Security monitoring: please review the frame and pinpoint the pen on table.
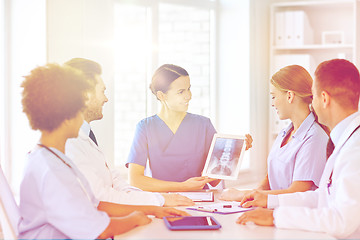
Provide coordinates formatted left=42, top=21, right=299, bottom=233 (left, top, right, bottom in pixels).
left=198, top=206, right=217, bottom=212
left=223, top=205, right=232, bottom=208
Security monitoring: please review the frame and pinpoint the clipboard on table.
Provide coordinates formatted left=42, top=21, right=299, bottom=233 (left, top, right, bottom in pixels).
left=187, top=202, right=254, bottom=214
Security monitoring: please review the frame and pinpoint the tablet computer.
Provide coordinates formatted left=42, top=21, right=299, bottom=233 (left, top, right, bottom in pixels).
left=163, top=216, right=221, bottom=231
left=202, top=133, right=246, bottom=180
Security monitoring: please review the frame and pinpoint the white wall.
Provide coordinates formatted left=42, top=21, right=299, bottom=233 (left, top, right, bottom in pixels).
left=216, top=0, right=275, bottom=185
left=217, top=0, right=256, bottom=185
left=217, top=0, right=250, bottom=135
left=47, top=0, right=115, bottom=166
left=6, top=0, right=46, bottom=191
left=0, top=0, right=5, bottom=170
left=248, top=0, right=274, bottom=183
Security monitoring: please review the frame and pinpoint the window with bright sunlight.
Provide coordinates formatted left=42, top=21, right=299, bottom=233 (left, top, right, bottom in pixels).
left=1, top=0, right=46, bottom=194
left=114, top=0, right=216, bottom=166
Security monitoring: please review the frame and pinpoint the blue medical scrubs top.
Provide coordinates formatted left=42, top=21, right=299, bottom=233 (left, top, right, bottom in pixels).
left=126, top=113, right=216, bottom=182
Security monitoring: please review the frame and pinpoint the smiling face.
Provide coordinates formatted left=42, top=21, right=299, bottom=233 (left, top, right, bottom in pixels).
left=83, top=75, right=108, bottom=122
left=160, top=76, right=192, bottom=113
left=270, top=84, right=290, bottom=120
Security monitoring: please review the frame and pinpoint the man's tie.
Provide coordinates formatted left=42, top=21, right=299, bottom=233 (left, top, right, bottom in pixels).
left=326, top=138, right=335, bottom=160
left=89, top=129, right=98, bottom=146
left=89, top=128, right=113, bottom=187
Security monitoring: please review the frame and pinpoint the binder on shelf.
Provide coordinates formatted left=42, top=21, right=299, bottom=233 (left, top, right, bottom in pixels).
left=284, top=11, right=294, bottom=46
left=275, top=12, right=285, bottom=46
left=274, top=10, right=313, bottom=46
left=293, top=10, right=313, bottom=46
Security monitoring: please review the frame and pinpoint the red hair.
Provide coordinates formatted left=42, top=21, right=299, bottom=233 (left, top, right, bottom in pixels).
left=314, top=59, right=360, bottom=110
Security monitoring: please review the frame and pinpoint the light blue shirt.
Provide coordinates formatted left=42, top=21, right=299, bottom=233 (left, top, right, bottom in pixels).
left=126, top=113, right=216, bottom=182
left=268, top=112, right=328, bottom=190
left=330, top=111, right=360, bottom=148
left=18, top=146, right=110, bottom=239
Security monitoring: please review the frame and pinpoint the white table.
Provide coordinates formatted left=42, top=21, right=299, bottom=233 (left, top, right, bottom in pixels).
left=116, top=190, right=334, bottom=239
left=117, top=210, right=334, bottom=239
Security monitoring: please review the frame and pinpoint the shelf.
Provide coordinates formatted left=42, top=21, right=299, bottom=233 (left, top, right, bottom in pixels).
left=269, top=0, right=360, bottom=146
left=273, top=44, right=354, bottom=50
left=272, top=0, right=355, bottom=8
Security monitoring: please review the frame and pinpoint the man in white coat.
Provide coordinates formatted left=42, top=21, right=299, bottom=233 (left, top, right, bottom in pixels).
left=236, top=59, right=360, bottom=239
left=65, top=58, right=194, bottom=207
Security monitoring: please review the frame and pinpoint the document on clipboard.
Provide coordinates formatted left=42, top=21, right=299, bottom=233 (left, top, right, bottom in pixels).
left=187, top=202, right=254, bottom=214
left=174, top=191, right=214, bottom=202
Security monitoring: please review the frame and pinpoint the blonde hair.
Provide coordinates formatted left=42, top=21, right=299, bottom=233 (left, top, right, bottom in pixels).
left=271, top=65, right=313, bottom=104
left=271, top=65, right=330, bottom=136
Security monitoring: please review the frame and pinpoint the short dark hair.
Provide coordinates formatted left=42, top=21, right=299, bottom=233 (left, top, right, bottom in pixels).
left=64, top=58, right=102, bottom=86
left=149, top=64, right=189, bottom=97
left=21, top=64, right=91, bottom=131
left=314, top=59, right=360, bottom=109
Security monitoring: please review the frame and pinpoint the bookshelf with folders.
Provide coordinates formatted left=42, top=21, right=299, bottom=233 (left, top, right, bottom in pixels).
left=268, top=0, right=360, bottom=144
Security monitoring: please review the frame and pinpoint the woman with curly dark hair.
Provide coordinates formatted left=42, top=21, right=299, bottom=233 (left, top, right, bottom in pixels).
left=18, top=63, right=186, bottom=239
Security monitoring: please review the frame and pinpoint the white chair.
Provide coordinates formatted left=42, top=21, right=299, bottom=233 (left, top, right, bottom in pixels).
left=0, top=165, right=20, bottom=240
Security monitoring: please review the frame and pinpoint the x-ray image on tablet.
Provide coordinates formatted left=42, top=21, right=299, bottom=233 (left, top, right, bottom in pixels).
left=202, top=134, right=246, bottom=180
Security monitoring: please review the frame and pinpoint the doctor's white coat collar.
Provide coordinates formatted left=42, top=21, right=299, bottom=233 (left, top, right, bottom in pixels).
left=77, top=120, right=100, bottom=150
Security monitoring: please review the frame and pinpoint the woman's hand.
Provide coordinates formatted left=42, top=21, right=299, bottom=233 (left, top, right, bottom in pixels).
left=181, top=176, right=214, bottom=191
left=128, top=211, right=152, bottom=226
left=150, top=206, right=190, bottom=218
left=245, top=134, right=253, bottom=150
left=162, top=193, right=195, bottom=207
left=240, top=190, right=268, bottom=208
left=219, top=188, right=251, bottom=201
left=236, top=208, right=274, bottom=226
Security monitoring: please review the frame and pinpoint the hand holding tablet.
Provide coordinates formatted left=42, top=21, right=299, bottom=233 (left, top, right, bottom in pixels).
left=163, top=216, right=221, bottom=230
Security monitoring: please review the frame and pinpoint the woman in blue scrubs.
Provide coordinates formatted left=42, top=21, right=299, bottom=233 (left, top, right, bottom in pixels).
left=18, top=64, right=187, bottom=239
left=220, top=65, right=329, bottom=204
left=127, top=64, right=252, bottom=192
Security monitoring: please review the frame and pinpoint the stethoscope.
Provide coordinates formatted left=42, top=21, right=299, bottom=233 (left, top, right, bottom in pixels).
left=37, top=143, right=97, bottom=208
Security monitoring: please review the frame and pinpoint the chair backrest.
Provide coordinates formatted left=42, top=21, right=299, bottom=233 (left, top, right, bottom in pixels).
left=0, top=165, right=20, bottom=240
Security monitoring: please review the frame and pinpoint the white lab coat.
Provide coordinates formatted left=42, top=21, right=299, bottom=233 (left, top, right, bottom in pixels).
left=270, top=112, right=360, bottom=239
left=65, top=121, right=164, bottom=206
left=19, top=147, right=110, bottom=239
